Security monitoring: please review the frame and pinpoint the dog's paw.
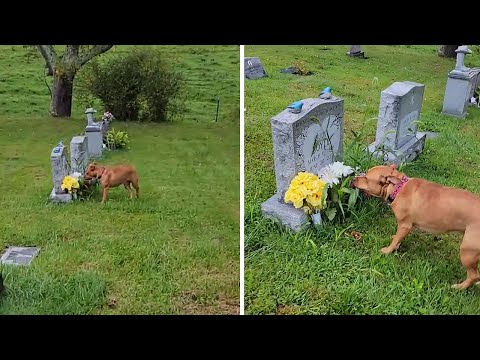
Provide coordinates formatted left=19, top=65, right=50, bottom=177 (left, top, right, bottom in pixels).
left=452, top=283, right=469, bottom=290
left=380, top=247, right=392, bottom=254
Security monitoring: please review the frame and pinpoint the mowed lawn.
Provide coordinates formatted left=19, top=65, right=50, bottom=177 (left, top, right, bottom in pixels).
left=0, top=45, right=240, bottom=314
left=244, top=45, right=480, bottom=315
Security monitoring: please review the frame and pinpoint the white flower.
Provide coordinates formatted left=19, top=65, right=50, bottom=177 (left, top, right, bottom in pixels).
left=328, top=161, right=355, bottom=177
left=102, top=143, right=107, bottom=149
left=318, top=166, right=340, bottom=185
left=318, top=162, right=355, bottom=185
left=71, top=172, right=82, bottom=180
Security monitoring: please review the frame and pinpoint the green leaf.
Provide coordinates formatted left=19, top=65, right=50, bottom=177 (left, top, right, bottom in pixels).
left=325, top=207, right=337, bottom=221
left=348, top=188, right=359, bottom=210
left=339, top=187, right=352, bottom=195
left=340, top=175, right=352, bottom=189
left=331, top=191, right=339, bottom=202
left=338, top=201, right=345, bottom=219
left=321, top=184, right=329, bottom=208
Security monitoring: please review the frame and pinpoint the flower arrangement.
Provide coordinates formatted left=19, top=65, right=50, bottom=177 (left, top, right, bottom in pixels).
left=61, top=172, right=96, bottom=200
left=61, top=172, right=82, bottom=199
left=284, top=172, right=328, bottom=224
left=317, top=161, right=360, bottom=222
left=102, top=111, right=115, bottom=122
left=284, top=161, right=361, bottom=226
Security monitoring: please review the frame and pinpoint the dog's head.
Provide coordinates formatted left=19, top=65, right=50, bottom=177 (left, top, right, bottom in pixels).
left=351, top=164, right=405, bottom=199
left=84, top=162, right=103, bottom=180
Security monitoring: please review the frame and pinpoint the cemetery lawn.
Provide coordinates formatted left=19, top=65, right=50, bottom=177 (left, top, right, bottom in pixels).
left=0, top=45, right=240, bottom=314
left=244, top=45, right=480, bottom=315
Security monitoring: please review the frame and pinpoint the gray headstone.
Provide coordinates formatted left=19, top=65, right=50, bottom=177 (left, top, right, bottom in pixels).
left=272, top=98, right=344, bottom=197
left=101, top=120, right=110, bottom=136
left=368, top=81, right=427, bottom=165
left=261, top=97, right=344, bottom=232
left=442, top=68, right=480, bottom=118
left=1, top=246, right=40, bottom=266
left=70, top=136, right=89, bottom=174
left=85, top=126, right=103, bottom=158
left=49, top=142, right=72, bottom=203
left=442, top=46, right=480, bottom=118
left=347, top=45, right=364, bottom=57
left=84, top=108, right=104, bottom=157
left=244, top=57, right=268, bottom=80
left=467, top=68, right=480, bottom=106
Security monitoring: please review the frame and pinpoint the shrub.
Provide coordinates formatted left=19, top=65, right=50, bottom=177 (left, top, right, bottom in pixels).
left=105, top=128, right=129, bottom=150
left=76, top=48, right=184, bottom=122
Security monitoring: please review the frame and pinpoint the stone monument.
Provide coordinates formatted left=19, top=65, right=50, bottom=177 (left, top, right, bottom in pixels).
left=442, top=45, right=480, bottom=118
left=261, top=97, right=344, bottom=232
left=368, top=81, right=427, bottom=165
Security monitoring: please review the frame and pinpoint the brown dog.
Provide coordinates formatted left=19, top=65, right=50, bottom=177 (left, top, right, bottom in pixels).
left=84, top=162, right=139, bottom=205
left=352, top=164, right=480, bottom=289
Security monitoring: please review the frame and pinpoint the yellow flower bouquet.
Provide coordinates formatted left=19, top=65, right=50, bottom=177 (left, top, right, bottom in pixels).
left=61, top=175, right=80, bottom=194
left=61, top=172, right=86, bottom=200
left=284, top=172, right=328, bottom=225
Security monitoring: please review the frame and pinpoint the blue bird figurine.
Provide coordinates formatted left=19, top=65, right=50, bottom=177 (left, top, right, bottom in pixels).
left=319, top=86, right=332, bottom=99
left=287, top=100, right=304, bottom=113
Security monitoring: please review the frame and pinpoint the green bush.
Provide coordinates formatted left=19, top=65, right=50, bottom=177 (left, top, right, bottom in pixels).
left=76, top=48, right=184, bottom=122
left=105, top=128, right=129, bottom=150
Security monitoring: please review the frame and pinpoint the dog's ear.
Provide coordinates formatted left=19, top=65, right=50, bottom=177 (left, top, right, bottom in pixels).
left=386, top=176, right=402, bottom=185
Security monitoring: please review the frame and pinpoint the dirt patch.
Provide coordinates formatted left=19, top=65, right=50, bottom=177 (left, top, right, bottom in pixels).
left=275, top=304, right=301, bottom=315
left=180, top=291, right=239, bottom=315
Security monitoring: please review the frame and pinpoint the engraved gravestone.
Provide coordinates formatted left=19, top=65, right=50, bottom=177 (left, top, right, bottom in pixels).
left=442, top=46, right=480, bottom=118
left=467, top=69, right=480, bottom=106
left=368, top=81, right=426, bottom=165
left=244, top=57, right=268, bottom=80
left=261, top=97, right=344, bottom=232
left=49, top=141, right=72, bottom=203
left=70, top=135, right=89, bottom=174
left=0, top=246, right=40, bottom=266
left=85, top=108, right=103, bottom=158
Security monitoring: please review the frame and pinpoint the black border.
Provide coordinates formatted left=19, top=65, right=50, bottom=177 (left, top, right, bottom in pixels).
left=2, top=5, right=478, bottom=44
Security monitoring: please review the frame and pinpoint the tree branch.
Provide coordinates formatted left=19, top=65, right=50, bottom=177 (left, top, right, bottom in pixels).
left=37, top=45, right=57, bottom=74
left=64, top=45, right=80, bottom=62
left=77, top=45, right=113, bottom=66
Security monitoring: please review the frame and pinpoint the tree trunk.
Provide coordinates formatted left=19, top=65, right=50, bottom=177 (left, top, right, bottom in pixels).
left=38, top=45, right=113, bottom=118
left=50, top=73, right=75, bottom=117
left=438, top=45, right=461, bottom=58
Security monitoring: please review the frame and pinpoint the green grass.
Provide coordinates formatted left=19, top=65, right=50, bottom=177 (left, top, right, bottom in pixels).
left=244, top=45, right=480, bottom=315
left=0, top=45, right=239, bottom=314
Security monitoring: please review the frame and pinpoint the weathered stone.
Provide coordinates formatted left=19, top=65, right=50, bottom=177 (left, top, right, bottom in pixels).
left=347, top=45, right=364, bottom=58
left=369, top=81, right=426, bottom=164
left=442, top=69, right=480, bottom=118
left=70, top=136, right=89, bottom=174
left=0, top=246, right=40, bottom=266
left=442, top=46, right=479, bottom=118
left=85, top=126, right=103, bottom=158
left=467, top=68, right=480, bottom=107
left=244, top=57, right=268, bottom=80
left=369, top=132, right=426, bottom=166
left=261, top=195, right=309, bottom=233
left=49, top=142, right=72, bottom=203
left=261, top=97, right=344, bottom=232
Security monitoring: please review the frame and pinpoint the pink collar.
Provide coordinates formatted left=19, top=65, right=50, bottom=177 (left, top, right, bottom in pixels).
left=388, top=176, right=409, bottom=202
